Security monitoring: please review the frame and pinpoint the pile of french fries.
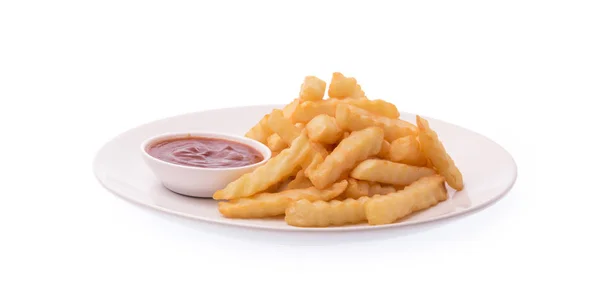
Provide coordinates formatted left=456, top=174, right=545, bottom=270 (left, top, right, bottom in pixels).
left=213, top=72, right=464, bottom=227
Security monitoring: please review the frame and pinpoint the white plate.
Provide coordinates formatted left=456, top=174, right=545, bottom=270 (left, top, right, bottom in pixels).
left=93, top=104, right=517, bottom=232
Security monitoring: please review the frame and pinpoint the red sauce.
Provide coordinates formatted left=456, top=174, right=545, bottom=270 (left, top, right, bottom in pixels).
left=148, top=137, right=264, bottom=168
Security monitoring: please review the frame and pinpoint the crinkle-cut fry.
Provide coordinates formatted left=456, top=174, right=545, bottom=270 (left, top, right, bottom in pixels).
left=268, top=110, right=329, bottom=169
left=336, top=104, right=417, bottom=141
left=342, top=99, right=399, bottom=119
left=307, top=127, right=384, bottom=189
left=267, top=133, right=287, bottom=152
left=377, top=140, right=390, bottom=159
left=285, top=196, right=370, bottom=227
left=218, top=181, right=347, bottom=219
left=328, top=72, right=358, bottom=99
left=365, top=175, right=448, bottom=225
left=343, top=178, right=370, bottom=199
left=290, top=99, right=340, bottom=123
left=244, top=114, right=273, bottom=145
left=341, top=178, right=397, bottom=199
left=369, top=182, right=398, bottom=196
left=299, top=76, right=326, bottom=102
left=306, top=114, right=344, bottom=144
left=350, top=159, right=436, bottom=186
left=282, top=170, right=313, bottom=190
left=416, top=116, right=464, bottom=191
left=268, top=109, right=302, bottom=144
left=387, top=135, right=428, bottom=166
left=282, top=99, right=300, bottom=119
left=290, top=99, right=399, bottom=123
left=348, top=84, right=366, bottom=99
left=213, top=133, right=312, bottom=200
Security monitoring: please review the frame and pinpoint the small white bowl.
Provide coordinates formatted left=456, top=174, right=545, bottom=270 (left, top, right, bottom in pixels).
left=141, top=132, right=271, bottom=198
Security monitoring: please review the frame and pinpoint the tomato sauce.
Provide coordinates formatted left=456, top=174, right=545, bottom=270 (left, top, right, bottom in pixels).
left=148, top=137, right=264, bottom=168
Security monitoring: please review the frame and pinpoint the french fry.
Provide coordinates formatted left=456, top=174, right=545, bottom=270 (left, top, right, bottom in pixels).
left=281, top=170, right=313, bottom=190
left=267, top=134, right=287, bottom=152
left=306, top=114, right=344, bottom=144
left=350, top=159, right=436, bottom=186
left=291, top=99, right=399, bottom=123
left=268, top=110, right=329, bottom=169
left=342, top=178, right=397, bottom=199
left=307, top=127, right=384, bottom=189
left=268, top=109, right=302, bottom=144
left=213, top=133, right=313, bottom=200
left=336, top=104, right=416, bottom=141
left=328, top=72, right=358, bottom=99
left=299, top=76, right=326, bottom=102
left=377, top=140, right=391, bottom=159
left=342, top=99, right=399, bottom=119
left=342, top=178, right=370, bottom=199
left=290, top=99, right=339, bottom=123
left=218, top=180, right=348, bottom=218
left=349, top=84, right=366, bottom=99
left=365, top=175, right=448, bottom=225
left=416, top=116, right=464, bottom=191
left=285, top=196, right=370, bottom=227
left=282, top=99, right=300, bottom=119
left=387, top=135, right=428, bottom=166
left=219, top=181, right=347, bottom=218
left=370, top=182, right=399, bottom=196
left=244, top=114, right=273, bottom=145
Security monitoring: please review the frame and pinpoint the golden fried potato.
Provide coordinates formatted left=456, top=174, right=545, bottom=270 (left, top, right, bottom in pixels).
left=268, top=109, right=302, bottom=144
left=268, top=110, right=329, bottom=170
left=306, top=114, right=344, bottom=144
left=307, top=127, right=384, bottom=189
left=282, top=98, right=300, bottom=119
left=285, top=196, right=370, bottom=227
left=299, top=76, right=326, bottom=102
left=342, top=99, right=399, bottom=119
left=267, top=133, right=287, bottom=152
left=350, top=159, right=436, bottom=186
left=290, top=99, right=339, bottom=123
left=336, top=104, right=416, bottom=141
left=291, top=98, right=399, bottom=123
left=387, top=135, right=428, bottom=166
left=349, top=84, right=366, bottom=99
left=365, top=175, right=448, bottom=225
left=295, top=123, right=305, bottom=130
left=370, top=182, right=400, bottom=196
left=244, top=114, right=273, bottom=145
left=219, top=181, right=347, bottom=218
left=328, top=72, right=358, bottom=99
left=213, top=133, right=313, bottom=200
left=342, top=178, right=370, bottom=199
left=282, top=170, right=313, bottom=190
left=377, top=140, right=390, bottom=159
left=342, top=178, right=397, bottom=199
left=416, top=116, right=464, bottom=191
left=268, top=111, right=327, bottom=159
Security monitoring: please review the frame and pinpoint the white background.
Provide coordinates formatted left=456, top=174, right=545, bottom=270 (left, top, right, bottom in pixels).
left=1, top=0, right=598, bottom=289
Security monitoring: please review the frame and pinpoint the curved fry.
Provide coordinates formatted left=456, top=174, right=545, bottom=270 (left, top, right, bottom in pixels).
left=285, top=196, right=370, bottom=227
left=365, top=175, right=448, bottom=225
left=218, top=181, right=347, bottom=218
left=416, top=116, right=464, bottom=190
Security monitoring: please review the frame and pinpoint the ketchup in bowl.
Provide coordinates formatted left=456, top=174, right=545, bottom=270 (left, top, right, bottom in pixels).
left=147, top=137, right=264, bottom=168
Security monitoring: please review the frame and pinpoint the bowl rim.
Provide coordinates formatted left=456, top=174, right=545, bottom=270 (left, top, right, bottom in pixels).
left=140, top=131, right=271, bottom=171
